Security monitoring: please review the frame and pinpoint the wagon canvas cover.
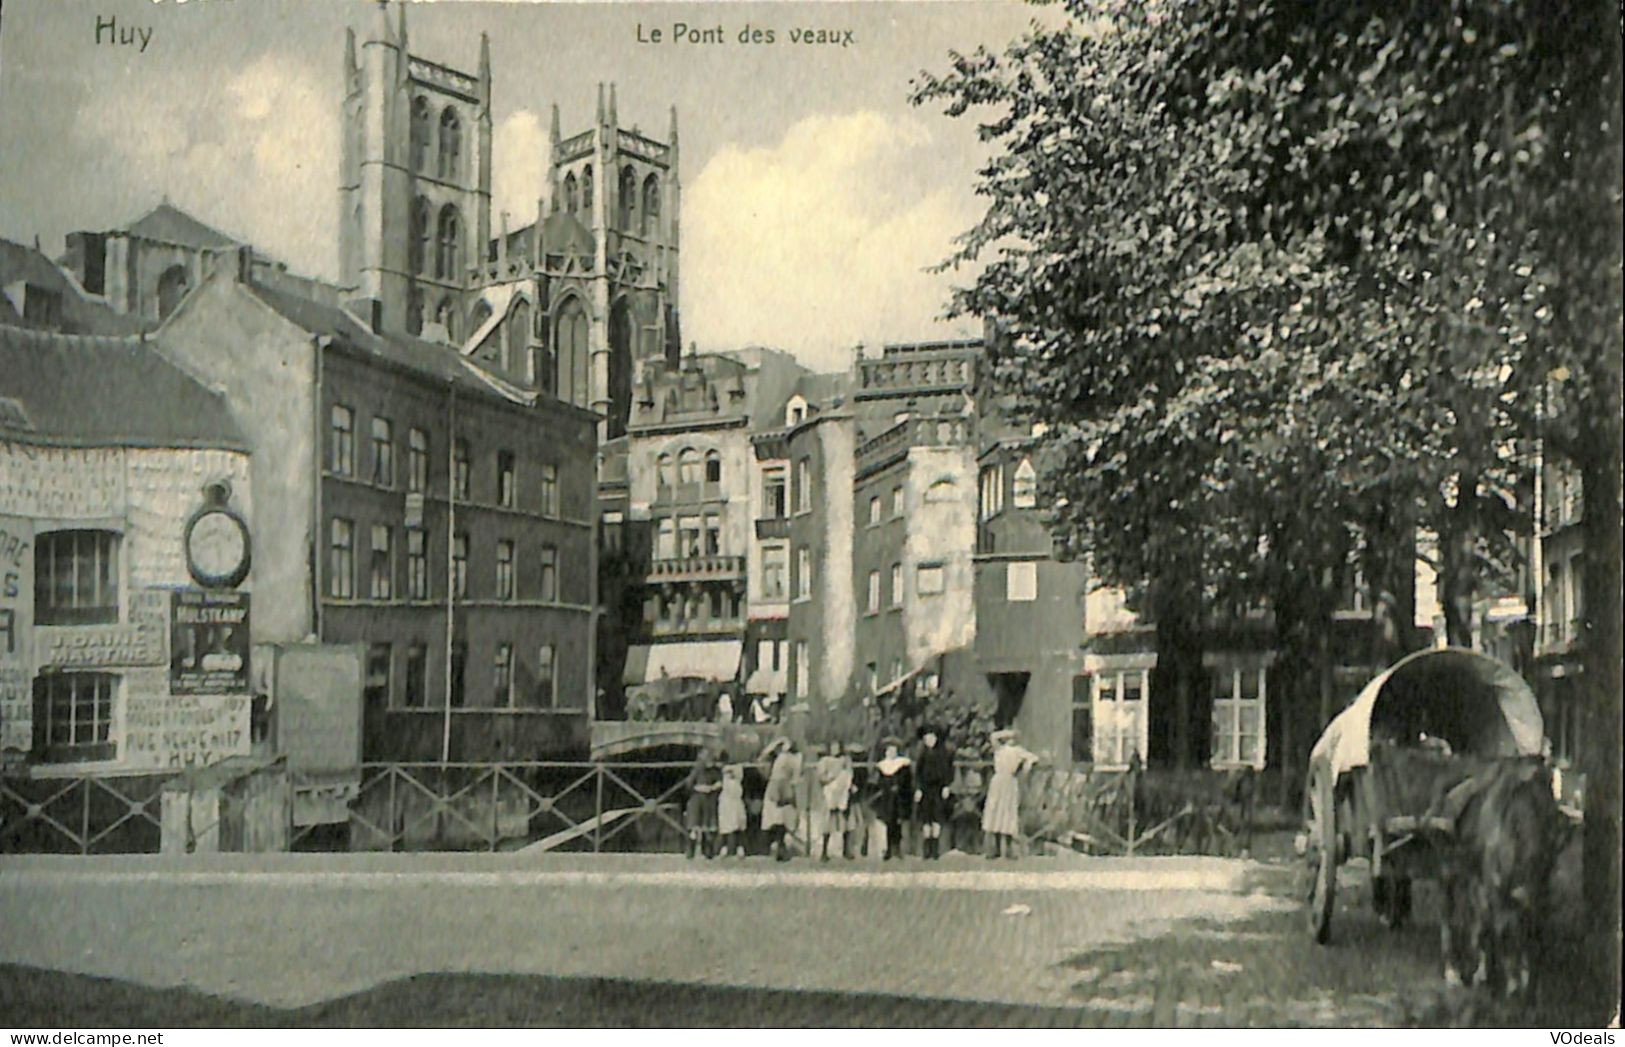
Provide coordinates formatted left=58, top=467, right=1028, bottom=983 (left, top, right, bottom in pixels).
left=1310, top=647, right=1545, bottom=782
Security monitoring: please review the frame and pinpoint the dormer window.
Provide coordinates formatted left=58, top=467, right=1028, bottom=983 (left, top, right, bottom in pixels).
left=785, top=395, right=809, bottom=427
left=1012, top=458, right=1038, bottom=509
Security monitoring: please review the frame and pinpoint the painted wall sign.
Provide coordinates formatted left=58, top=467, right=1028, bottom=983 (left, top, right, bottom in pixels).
left=124, top=679, right=251, bottom=770
left=0, top=442, right=124, bottom=519
left=170, top=589, right=251, bottom=695
left=36, top=621, right=166, bottom=669
left=0, top=514, right=33, bottom=754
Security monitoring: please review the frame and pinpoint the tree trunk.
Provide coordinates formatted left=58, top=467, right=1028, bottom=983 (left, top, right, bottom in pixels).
left=1439, top=478, right=1479, bottom=648
left=1579, top=444, right=1622, bottom=1020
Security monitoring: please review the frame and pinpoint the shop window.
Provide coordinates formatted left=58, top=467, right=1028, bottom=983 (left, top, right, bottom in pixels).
left=330, top=404, right=355, bottom=476
left=365, top=643, right=392, bottom=707
left=34, top=530, right=119, bottom=626
left=32, top=672, right=116, bottom=762
left=329, top=518, right=354, bottom=599
left=371, top=417, right=394, bottom=487
left=403, top=642, right=428, bottom=708
left=407, top=528, right=428, bottom=600
left=1211, top=665, right=1266, bottom=770
left=370, top=524, right=393, bottom=599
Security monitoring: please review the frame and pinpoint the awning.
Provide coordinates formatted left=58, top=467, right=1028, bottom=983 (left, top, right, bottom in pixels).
left=634, top=640, right=742, bottom=685
left=743, top=666, right=786, bottom=695
left=622, top=644, right=652, bottom=686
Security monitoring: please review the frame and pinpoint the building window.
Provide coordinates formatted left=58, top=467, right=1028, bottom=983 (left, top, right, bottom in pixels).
left=410, top=97, right=430, bottom=172
left=677, top=448, right=702, bottom=486
left=795, top=546, right=811, bottom=600
left=581, top=164, right=594, bottom=212
left=157, top=265, right=190, bottom=320
left=435, top=204, right=461, bottom=281
left=868, top=497, right=881, bottom=527
left=496, top=540, right=515, bottom=600
left=506, top=300, right=531, bottom=374
left=762, top=544, right=787, bottom=600
left=917, top=562, right=945, bottom=596
left=763, top=466, right=787, bottom=518
left=795, top=640, right=810, bottom=698
left=642, top=173, right=661, bottom=235
left=890, top=562, right=902, bottom=607
left=891, top=485, right=905, bottom=518
left=370, top=524, right=393, bottom=599
left=535, top=643, right=556, bottom=707
left=365, top=643, right=391, bottom=707
left=540, top=544, right=558, bottom=602
left=1211, top=665, right=1266, bottom=770
left=705, top=450, right=722, bottom=484
left=34, top=530, right=119, bottom=626
left=407, top=287, right=425, bottom=336
left=1095, top=669, right=1149, bottom=768
left=867, top=662, right=879, bottom=695
left=407, top=528, right=428, bottom=600
left=979, top=464, right=1005, bottom=520
left=1007, top=561, right=1038, bottom=602
left=452, top=532, right=468, bottom=598
left=330, top=404, right=355, bottom=476
left=497, top=450, right=516, bottom=508
left=403, top=642, right=428, bottom=708
left=329, top=518, right=355, bottom=599
left=437, top=107, right=461, bottom=181
left=408, top=428, right=429, bottom=492
left=1071, top=675, right=1094, bottom=764
left=494, top=643, right=514, bottom=706
left=449, top=642, right=467, bottom=708
left=795, top=457, right=812, bottom=513
left=371, top=417, right=394, bottom=487
left=409, top=197, right=432, bottom=276
left=1012, top=458, right=1038, bottom=509
left=704, top=514, right=721, bottom=556
left=656, top=518, right=676, bottom=561
left=866, top=570, right=881, bottom=614
left=453, top=439, right=471, bottom=500
left=32, top=673, right=115, bottom=762
left=619, top=165, right=638, bottom=230
left=540, top=463, right=559, bottom=516
left=656, top=453, right=674, bottom=492
left=564, top=172, right=579, bottom=215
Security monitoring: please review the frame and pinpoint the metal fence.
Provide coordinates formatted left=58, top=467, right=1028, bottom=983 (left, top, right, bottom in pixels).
left=3, top=760, right=1260, bottom=857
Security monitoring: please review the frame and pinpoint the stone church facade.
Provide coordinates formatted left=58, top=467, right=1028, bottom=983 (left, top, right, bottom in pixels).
left=337, top=3, right=682, bottom=443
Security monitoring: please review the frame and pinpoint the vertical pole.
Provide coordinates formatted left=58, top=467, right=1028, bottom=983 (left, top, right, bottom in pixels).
left=442, top=382, right=458, bottom=765
left=594, top=763, right=604, bottom=853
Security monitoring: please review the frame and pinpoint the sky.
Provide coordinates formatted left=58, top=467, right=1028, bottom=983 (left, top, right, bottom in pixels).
left=0, top=0, right=1046, bottom=371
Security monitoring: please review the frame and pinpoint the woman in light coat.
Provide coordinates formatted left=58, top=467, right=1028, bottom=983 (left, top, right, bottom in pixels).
left=981, top=728, right=1039, bottom=859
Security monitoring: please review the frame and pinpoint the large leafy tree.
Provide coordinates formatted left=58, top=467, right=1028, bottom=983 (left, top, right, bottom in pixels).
left=916, top=0, right=1619, bottom=1005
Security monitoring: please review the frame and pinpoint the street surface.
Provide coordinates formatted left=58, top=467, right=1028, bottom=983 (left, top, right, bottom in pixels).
left=1, top=851, right=1281, bottom=1013
left=0, top=847, right=1594, bottom=1026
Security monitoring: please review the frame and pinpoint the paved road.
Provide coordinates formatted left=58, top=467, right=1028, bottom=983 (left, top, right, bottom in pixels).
left=0, top=852, right=1288, bottom=1010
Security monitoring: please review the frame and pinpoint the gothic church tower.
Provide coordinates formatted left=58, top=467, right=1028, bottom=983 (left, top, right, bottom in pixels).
left=340, top=3, right=492, bottom=338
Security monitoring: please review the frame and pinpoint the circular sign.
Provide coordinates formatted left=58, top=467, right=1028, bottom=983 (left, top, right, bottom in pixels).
left=185, top=507, right=251, bottom=588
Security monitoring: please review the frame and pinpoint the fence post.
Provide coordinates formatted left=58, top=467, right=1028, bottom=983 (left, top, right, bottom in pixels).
left=80, top=778, right=91, bottom=855
left=491, top=767, right=500, bottom=853
left=593, top=764, right=604, bottom=854
left=1126, top=767, right=1138, bottom=857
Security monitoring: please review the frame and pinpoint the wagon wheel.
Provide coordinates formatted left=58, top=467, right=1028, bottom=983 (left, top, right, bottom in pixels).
left=1303, top=766, right=1337, bottom=944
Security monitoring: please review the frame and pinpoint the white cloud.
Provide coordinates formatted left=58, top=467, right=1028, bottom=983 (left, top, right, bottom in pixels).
left=72, top=54, right=337, bottom=278
left=684, top=111, right=984, bottom=371
left=492, top=108, right=547, bottom=233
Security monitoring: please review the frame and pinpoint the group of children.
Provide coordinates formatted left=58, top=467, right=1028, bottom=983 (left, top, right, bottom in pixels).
left=681, top=725, right=970, bottom=862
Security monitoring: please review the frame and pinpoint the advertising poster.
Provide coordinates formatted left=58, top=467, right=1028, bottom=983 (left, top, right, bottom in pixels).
left=170, top=588, right=251, bottom=695
left=0, top=513, right=32, bottom=754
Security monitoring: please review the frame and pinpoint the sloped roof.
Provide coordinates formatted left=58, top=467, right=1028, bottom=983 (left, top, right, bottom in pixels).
left=125, top=203, right=240, bottom=250
left=539, top=209, right=597, bottom=259
left=0, top=237, right=147, bottom=336
left=243, top=282, right=536, bottom=407
left=0, top=323, right=246, bottom=449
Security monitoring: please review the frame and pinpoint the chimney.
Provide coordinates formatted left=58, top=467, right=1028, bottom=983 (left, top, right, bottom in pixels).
left=347, top=297, right=384, bottom=334
left=236, top=245, right=255, bottom=284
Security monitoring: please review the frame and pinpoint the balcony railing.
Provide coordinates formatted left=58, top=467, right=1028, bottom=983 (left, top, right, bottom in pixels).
left=755, top=516, right=790, bottom=540
left=654, top=480, right=724, bottom=505
left=856, top=416, right=972, bottom=477
left=645, top=555, right=746, bottom=583
left=857, top=351, right=976, bottom=395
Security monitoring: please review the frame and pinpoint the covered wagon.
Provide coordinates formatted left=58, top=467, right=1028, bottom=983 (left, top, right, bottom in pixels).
left=1299, top=647, right=1546, bottom=943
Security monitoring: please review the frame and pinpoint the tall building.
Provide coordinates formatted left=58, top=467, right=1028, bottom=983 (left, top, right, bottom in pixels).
left=337, top=4, right=681, bottom=443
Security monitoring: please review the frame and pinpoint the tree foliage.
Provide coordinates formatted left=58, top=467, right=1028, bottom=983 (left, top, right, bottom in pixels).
left=916, top=0, right=1620, bottom=1006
